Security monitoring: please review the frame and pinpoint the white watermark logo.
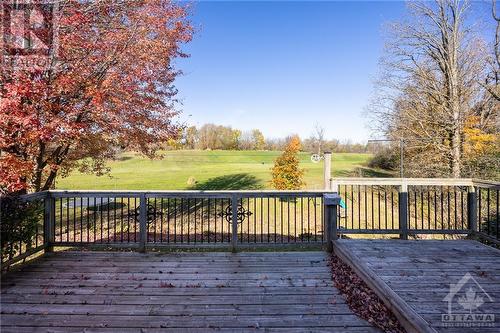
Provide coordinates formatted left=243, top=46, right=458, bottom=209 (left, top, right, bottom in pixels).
left=1, top=0, right=58, bottom=72
left=442, top=272, right=495, bottom=328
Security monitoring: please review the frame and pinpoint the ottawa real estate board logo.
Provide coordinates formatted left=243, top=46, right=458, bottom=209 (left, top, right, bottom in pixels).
left=1, top=0, right=58, bottom=71
left=442, top=272, right=495, bottom=328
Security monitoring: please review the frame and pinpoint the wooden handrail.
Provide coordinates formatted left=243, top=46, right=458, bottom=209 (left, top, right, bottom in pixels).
left=330, top=178, right=474, bottom=186
left=472, top=179, right=500, bottom=189
left=47, top=190, right=329, bottom=198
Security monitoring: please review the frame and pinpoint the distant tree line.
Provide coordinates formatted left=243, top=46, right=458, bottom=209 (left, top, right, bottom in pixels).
left=177, top=124, right=265, bottom=150
left=168, top=123, right=372, bottom=153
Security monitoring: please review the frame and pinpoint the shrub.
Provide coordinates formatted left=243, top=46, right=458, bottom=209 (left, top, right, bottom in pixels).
left=368, top=148, right=399, bottom=171
left=0, top=195, right=42, bottom=262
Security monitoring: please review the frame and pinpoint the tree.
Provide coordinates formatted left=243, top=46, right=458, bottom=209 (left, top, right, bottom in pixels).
left=251, top=129, right=265, bottom=150
left=184, top=126, right=198, bottom=149
left=196, top=124, right=241, bottom=150
left=197, top=124, right=217, bottom=150
left=0, top=0, right=193, bottom=193
left=369, top=0, right=498, bottom=178
left=485, top=0, right=500, bottom=101
left=270, top=136, right=305, bottom=190
left=312, top=123, right=325, bottom=155
left=230, top=129, right=242, bottom=150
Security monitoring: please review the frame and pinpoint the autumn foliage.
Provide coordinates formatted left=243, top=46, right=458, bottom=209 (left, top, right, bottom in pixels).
left=462, top=116, right=500, bottom=179
left=0, top=0, right=192, bottom=193
left=270, top=136, right=305, bottom=190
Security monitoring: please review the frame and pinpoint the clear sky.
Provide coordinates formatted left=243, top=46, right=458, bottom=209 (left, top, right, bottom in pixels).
left=174, top=1, right=493, bottom=143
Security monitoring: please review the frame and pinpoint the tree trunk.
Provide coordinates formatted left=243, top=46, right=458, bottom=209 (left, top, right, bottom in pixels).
left=451, top=124, right=462, bottom=178
left=449, top=76, right=462, bottom=178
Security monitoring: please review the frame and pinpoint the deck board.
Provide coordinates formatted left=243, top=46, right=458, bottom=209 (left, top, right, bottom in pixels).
left=335, top=240, right=500, bottom=333
left=1, top=251, right=380, bottom=333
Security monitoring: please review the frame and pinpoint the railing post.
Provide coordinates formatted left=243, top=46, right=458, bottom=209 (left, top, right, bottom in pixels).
left=330, top=179, right=339, bottom=192
left=44, top=193, right=55, bottom=252
left=324, top=193, right=341, bottom=252
left=467, top=186, right=477, bottom=235
left=323, top=152, right=332, bottom=190
left=398, top=182, right=408, bottom=240
left=231, top=194, right=238, bottom=253
left=139, top=194, right=147, bottom=253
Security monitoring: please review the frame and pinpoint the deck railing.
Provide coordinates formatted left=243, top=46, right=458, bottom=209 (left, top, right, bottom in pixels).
left=475, top=180, right=500, bottom=245
left=1, top=178, right=499, bottom=269
left=47, top=191, right=326, bottom=251
left=330, top=178, right=499, bottom=245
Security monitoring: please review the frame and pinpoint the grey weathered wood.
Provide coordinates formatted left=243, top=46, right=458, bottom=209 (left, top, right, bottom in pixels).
left=323, top=151, right=332, bottom=190
left=4, top=271, right=332, bottom=280
left=2, top=303, right=353, bottom=316
left=334, top=239, right=500, bottom=333
left=45, top=241, right=324, bottom=252
left=333, top=240, right=436, bottom=333
left=0, top=251, right=378, bottom=332
left=44, top=195, right=55, bottom=252
left=472, top=179, right=500, bottom=188
left=48, top=190, right=326, bottom=198
left=474, top=232, right=500, bottom=246
left=19, top=191, right=49, bottom=201
left=330, top=178, right=474, bottom=186
left=0, top=313, right=372, bottom=328
left=43, top=197, right=51, bottom=250
left=1, top=327, right=382, bottom=333
left=0, top=245, right=45, bottom=269
left=324, top=193, right=341, bottom=252
left=12, top=263, right=332, bottom=272
left=338, top=229, right=469, bottom=235
left=398, top=189, right=408, bottom=240
left=1, top=285, right=339, bottom=296
left=2, top=278, right=333, bottom=288
left=467, top=186, right=478, bottom=233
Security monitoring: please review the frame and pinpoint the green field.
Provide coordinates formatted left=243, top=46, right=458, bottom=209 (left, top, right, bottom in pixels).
left=56, top=150, right=388, bottom=190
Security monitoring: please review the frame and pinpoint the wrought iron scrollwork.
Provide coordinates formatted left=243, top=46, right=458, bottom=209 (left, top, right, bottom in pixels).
left=217, top=204, right=252, bottom=224
left=131, top=203, right=163, bottom=225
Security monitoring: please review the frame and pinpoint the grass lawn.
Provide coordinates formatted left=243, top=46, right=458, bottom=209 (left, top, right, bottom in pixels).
left=55, top=150, right=390, bottom=190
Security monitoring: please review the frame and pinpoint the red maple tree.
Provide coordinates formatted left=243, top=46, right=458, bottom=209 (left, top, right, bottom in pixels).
left=0, top=0, right=193, bottom=193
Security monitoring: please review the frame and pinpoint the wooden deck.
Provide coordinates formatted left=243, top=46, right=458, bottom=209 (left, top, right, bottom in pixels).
left=333, top=240, right=500, bottom=333
left=1, top=251, right=380, bottom=333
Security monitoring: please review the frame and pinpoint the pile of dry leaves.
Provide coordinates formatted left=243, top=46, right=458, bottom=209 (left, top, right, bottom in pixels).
left=328, top=254, right=406, bottom=333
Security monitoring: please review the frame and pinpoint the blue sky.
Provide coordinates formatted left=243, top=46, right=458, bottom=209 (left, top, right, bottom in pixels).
left=174, top=1, right=493, bottom=143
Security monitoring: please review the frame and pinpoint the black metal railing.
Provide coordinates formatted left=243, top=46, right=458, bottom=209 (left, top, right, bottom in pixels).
left=2, top=179, right=498, bottom=269
left=52, top=195, right=140, bottom=244
left=331, top=178, right=499, bottom=244
left=233, top=194, right=324, bottom=244
left=408, top=185, right=468, bottom=233
left=475, top=180, right=500, bottom=245
left=334, top=181, right=471, bottom=236
left=336, top=185, right=400, bottom=234
left=48, top=191, right=325, bottom=251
